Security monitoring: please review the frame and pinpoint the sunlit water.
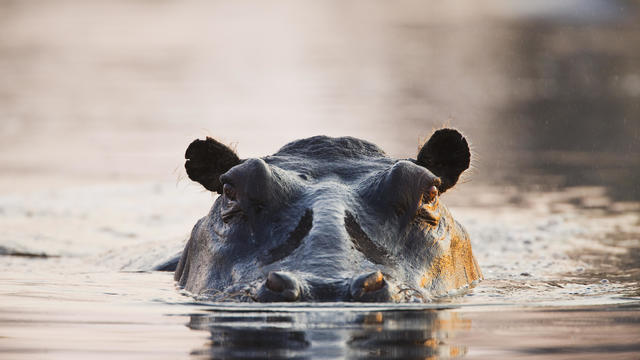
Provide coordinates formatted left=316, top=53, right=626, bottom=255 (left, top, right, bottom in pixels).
left=1, top=0, right=640, bottom=359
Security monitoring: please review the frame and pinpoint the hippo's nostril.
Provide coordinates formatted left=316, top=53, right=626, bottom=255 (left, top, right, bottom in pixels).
left=263, top=271, right=301, bottom=302
left=266, top=272, right=287, bottom=292
left=350, top=271, right=390, bottom=301
left=362, top=271, right=384, bottom=293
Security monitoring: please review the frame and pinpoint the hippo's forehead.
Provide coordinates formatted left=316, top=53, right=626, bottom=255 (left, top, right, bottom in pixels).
left=275, top=135, right=388, bottom=159
left=264, top=136, right=394, bottom=182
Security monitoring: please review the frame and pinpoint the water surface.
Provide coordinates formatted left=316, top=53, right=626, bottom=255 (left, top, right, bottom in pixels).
left=1, top=0, right=639, bottom=359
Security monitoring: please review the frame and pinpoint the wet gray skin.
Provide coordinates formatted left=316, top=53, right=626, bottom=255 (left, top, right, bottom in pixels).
left=174, top=128, right=482, bottom=302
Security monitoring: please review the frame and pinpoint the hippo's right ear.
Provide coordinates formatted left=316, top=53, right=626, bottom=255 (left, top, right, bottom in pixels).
left=415, top=128, right=470, bottom=193
left=185, top=137, right=241, bottom=194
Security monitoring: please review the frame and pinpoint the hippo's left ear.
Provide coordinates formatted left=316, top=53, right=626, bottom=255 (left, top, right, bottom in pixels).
left=185, top=137, right=241, bottom=194
left=416, top=128, right=470, bottom=193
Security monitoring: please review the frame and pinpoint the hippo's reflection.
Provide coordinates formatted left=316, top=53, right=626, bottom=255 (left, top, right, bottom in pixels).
left=187, top=308, right=470, bottom=359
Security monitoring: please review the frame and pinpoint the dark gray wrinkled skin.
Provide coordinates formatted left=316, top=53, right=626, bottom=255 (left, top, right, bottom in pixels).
left=175, top=136, right=481, bottom=302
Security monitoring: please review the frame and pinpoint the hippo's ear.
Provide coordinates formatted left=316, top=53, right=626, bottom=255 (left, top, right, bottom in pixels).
left=416, top=128, right=470, bottom=193
left=185, top=137, right=241, bottom=194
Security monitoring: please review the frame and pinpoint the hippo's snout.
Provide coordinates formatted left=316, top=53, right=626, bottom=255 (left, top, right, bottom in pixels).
left=257, top=271, right=302, bottom=302
left=255, top=271, right=397, bottom=302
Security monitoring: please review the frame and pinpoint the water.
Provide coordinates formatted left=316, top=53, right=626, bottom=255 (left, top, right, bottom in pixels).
left=1, top=0, right=639, bottom=358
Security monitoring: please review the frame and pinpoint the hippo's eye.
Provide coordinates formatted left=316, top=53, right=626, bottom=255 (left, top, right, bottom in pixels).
left=221, top=183, right=244, bottom=223
left=223, top=183, right=236, bottom=200
left=414, top=185, right=440, bottom=226
left=424, top=185, right=438, bottom=204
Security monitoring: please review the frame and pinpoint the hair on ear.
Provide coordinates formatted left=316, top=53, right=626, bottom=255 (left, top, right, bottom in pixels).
left=416, top=128, right=470, bottom=193
left=185, top=137, right=241, bottom=193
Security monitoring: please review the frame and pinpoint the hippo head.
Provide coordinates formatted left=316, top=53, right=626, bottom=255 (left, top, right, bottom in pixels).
left=175, top=129, right=482, bottom=302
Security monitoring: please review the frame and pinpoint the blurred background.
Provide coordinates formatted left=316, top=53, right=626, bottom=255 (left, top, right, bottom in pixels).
left=1, top=0, right=638, bottom=201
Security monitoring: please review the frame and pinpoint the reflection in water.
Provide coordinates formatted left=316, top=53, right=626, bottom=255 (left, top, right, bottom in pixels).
left=187, top=309, right=469, bottom=359
left=188, top=313, right=311, bottom=359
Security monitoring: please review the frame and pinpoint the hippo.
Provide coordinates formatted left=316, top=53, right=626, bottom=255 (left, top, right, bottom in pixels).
left=174, top=128, right=482, bottom=302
